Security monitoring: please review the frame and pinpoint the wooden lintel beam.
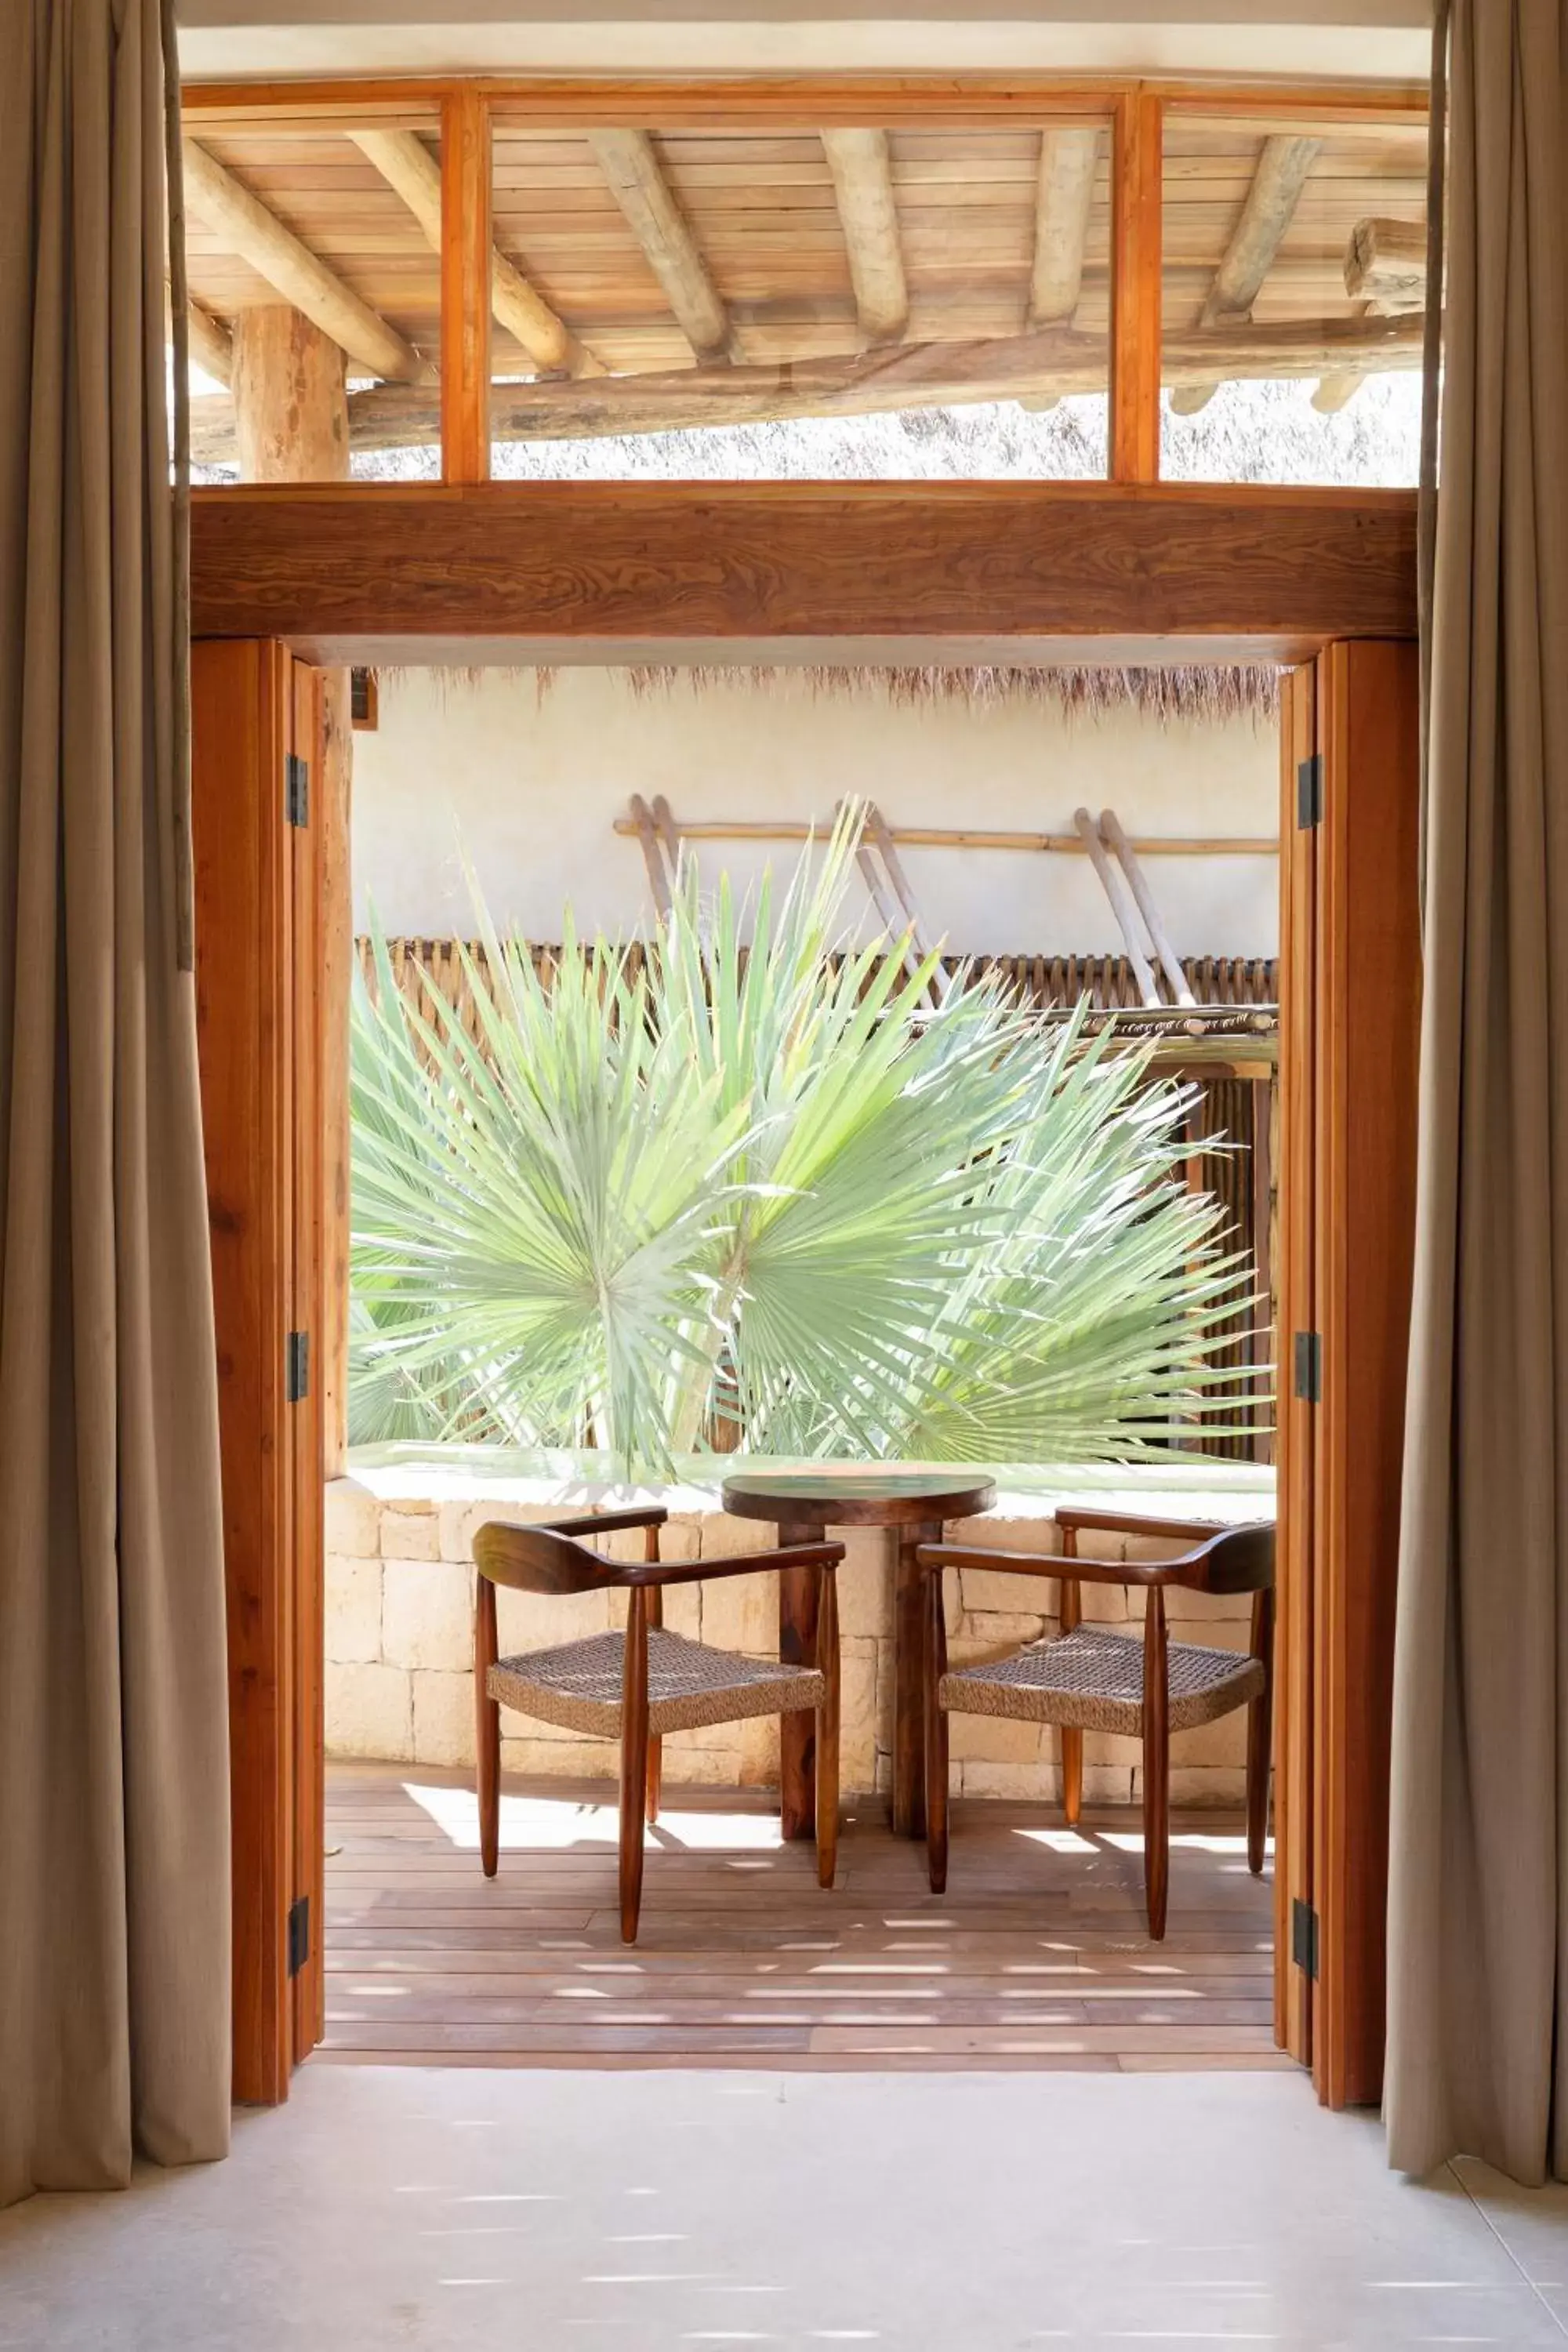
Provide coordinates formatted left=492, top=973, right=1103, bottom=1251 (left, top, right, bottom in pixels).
left=189, top=482, right=1419, bottom=657
left=589, top=129, right=735, bottom=364
left=189, top=312, right=1423, bottom=463
left=349, top=126, right=604, bottom=379
left=1170, top=133, right=1322, bottom=416
left=183, top=137, right=427, bottom=384
left=821, top=129, right=909, bottom=347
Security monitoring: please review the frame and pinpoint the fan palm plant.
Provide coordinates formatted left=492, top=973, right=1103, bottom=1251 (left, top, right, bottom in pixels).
left=350, top=809, right=1256, bottom=1475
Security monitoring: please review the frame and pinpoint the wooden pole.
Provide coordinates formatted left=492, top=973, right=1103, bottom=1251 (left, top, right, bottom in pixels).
left=1111, top=89, right=1163, bottom=485
left=441, top=88, right=492, bottom=486
left=231, top=305, right=353, bottom=1479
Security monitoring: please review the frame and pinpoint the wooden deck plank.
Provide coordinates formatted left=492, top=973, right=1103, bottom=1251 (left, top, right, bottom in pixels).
left=316, top=1763, right=1280, bottom=2073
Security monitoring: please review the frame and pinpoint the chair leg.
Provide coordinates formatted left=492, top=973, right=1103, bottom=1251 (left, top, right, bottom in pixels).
left=646, top=1735, right=662, bottom=1826
left=474, top=1576, right=500, bottom=1880
left=1061, top=1726, right=1084, bottom=1830
left=1247, top=1589, right=1276, bottom=1876
left=815, top=1566, right=840, bottom=1888
left=1059, top=1554, right=1083, bottom=1828
left=925, top=1570, right=949, bottom=1895
left=619, top=1593, right=650, bottom=1944
left=1142, top=1590, right=1170, bottom=1941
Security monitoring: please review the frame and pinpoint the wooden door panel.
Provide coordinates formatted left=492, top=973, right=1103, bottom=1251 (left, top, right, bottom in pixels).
left=289, top=659, right=326, bottom=2066
left=193, top=639, right=325, bottom=2103
left=1312, top=640, right=1421, bottom=2108
left=1275, top=660, right=1319, bottom=2068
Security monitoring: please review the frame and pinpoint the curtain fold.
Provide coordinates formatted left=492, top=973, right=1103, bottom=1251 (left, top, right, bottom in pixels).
left=0, top=0, right=230, bottom=2202
left=1388, top=0, right=1568, bottom=2186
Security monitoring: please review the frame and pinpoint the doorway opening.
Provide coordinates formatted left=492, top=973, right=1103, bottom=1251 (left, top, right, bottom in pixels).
left=322, top=650, right=1283, bottom=2070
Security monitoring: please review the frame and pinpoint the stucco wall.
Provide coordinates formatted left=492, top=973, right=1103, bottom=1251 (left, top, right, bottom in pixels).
left=350, top=666, right=1279, bottom=960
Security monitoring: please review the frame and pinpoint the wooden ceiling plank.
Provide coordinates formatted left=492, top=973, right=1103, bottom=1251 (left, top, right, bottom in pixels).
left=182, top=136, right=427, bottom=383
left=587, top=128, right=735, bottom=363
left=820, top=129, right=909, bottom=347
left=349, top=127, right=605, bottom=379
left=1169, top=132, right=1322, bottom=416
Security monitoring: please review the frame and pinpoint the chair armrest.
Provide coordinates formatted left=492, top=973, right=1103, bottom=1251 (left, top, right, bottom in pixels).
left=1054, top=1504, right=1225, bottom=1545
left=628, top=1542, right=845, bottom=1591
left=535, top=1506, right=669, bottom=1540
left=916, top=1541, right=1210, bottom=1588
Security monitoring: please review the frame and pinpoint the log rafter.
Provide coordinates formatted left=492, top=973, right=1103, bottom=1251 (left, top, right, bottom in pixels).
left=1314, top=213, right=1426, bottom=414
left=821, top=129, right=909, bottom=347
left=347, top=127, right=604, bottom=379
left=189, top=310, right=1424, bottom=464
left=588, top=129, right=736, bottom=365
left=1020, top=124, right=1102, bottom=414
left=1168, top=132, right=1322, bottom=417
left=182, top=136, right=429, bottom=384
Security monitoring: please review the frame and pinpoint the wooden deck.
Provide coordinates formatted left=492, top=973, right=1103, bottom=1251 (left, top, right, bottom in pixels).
left=318, top=1762, right=1287, bottom=2073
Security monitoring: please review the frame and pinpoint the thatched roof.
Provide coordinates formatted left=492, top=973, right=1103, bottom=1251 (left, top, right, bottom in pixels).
left=377, top=659, right=1280, bottom=726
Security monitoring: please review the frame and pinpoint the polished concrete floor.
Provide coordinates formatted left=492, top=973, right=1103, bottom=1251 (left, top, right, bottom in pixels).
left=2, top=2067, right=1565, bottom=2350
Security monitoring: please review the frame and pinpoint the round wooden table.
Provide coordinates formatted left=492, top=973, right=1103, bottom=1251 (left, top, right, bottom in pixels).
left=721, top=1468, right=996, bottom=1842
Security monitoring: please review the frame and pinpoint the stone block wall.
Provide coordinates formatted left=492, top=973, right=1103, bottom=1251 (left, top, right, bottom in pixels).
left=326, top=1476, right=1263, bottom=1807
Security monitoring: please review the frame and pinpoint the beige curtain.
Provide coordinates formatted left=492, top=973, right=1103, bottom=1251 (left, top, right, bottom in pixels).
left=0, top=0, right=230, bottom=2201
left=1388, top=0, right=1568, bottom=2186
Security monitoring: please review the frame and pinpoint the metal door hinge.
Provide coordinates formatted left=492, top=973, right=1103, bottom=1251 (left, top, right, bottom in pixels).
left=287, top=1895, right=310, bottom=1980
left=1293, top=1330, right=1323, bottom=1404
left=1296, top=751, right=1323, bottom=829
left=285, top=1329, right=310, bottom=1403
left=285, top=752, right=310, bottom=828
left=1292, top=1896, right=1319, bottom=1981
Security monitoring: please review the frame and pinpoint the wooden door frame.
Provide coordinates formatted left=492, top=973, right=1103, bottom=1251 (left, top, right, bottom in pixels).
left=191, top=481, right=1421, bottom=2108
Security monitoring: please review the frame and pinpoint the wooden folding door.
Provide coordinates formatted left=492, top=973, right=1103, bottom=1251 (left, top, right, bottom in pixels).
left=191, top=640, right=326, bottom=2102
left=1275, top=640, right=1421, bottom=2105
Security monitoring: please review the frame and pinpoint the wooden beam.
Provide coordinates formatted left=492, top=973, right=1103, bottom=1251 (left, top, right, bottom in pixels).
left=440, top=88, right=492, bottom=485
left=1022, top=124, right=1102, bottom=412
left=614, top=816, right=1276, bottom=855
left=188, top=481, right=1420, bottom=657
left=588, top=129, right=735, bottom=365
left=1345, top=216, right=1427, bottom=309
left=1111, top=90, right=1162, bottom=485
left=169, top=277, right=234, bottom=387
left=183, top=137, right=426, bottom=385
left=348, top=125, right=604, bottom=380
left=188, top=314, right=1424, bottom=464
left=232, top=307, right=349, bottom=482
left=820, top=129, right=909, bottom=347
left=1074, top=806, right=1160, bottom=1004
left=1098, top=807, right=1195, bottom=1005
left=1314, top=214, right=1425, bottom=413
left=180, top=74, right=1432, bottom=130
left=1169, top=133, right=1322, bottom=416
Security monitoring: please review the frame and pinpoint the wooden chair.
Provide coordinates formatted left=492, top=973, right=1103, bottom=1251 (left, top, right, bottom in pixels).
left=916, top=1506, right=1276, bottom=1940
left=472, top=1506, right=845, bottom=1942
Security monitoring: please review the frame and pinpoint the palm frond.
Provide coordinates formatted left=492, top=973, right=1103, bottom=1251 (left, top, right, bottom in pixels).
left=350, top=808, right=1263, bottom=1475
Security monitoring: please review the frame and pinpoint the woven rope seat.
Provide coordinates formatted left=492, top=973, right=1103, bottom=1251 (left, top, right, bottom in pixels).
left=489, top=1626, right=827, bottom=1740
left=940, top=1624, right=1265, bottom=1738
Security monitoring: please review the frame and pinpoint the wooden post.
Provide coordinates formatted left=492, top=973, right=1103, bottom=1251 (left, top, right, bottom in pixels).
left=231, top=305, right=353, bottom=1479
left=1111, top=89, right=1163, bottom=485
left=441, top=87, right=492, bottom=485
